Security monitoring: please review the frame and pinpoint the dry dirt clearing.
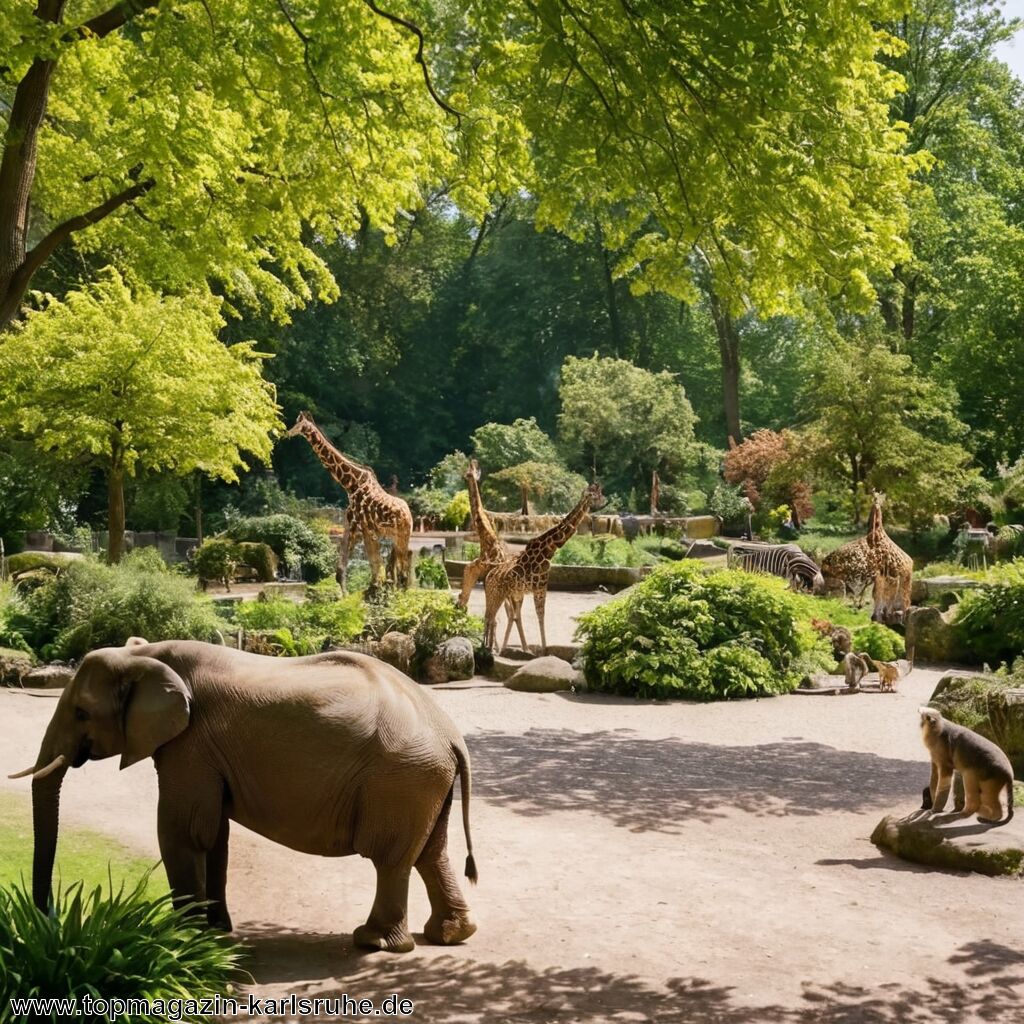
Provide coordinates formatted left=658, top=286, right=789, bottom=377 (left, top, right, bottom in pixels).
left=1, top=667, right=1021, bottom=1024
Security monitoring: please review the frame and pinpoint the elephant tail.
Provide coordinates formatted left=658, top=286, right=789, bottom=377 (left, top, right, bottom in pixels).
left=453, top=741, right=478, bottom=884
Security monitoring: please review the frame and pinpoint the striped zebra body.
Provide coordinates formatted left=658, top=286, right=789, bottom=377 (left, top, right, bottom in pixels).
left=729, top=543, right=824, bottom=592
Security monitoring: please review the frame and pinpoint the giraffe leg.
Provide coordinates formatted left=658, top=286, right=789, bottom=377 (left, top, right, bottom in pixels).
left=500, top=599, right=518, bottom=654
left=339, top=515, right=356, bottom=592
left=511, top=599, right=529, bottom=652
left=458, top=558, right=486, bottom=608
left=364, top=532, right=384, bottom=587
left=483, top=581, right=503, bottom=650
left=533, top=589, right=548, bottom=655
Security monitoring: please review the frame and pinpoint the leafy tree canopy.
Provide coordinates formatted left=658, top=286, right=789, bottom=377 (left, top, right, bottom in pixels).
left=470, top=417, right=559, bottom=473
left=557, top=354, right=699, bottom=495
left=2, top=0, right=919, bottom=330
left=0, top=270, right=280, bottom=557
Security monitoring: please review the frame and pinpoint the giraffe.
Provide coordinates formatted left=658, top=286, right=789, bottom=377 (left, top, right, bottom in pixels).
left=287, top=411, right=413, bottom=589
left=483, top=482, right=604, bottom=654
left=821, top=492, right=912, bottom=623
left=863, top=491, right=913, bottom=623
left=458, top=459, right=528, bottom=646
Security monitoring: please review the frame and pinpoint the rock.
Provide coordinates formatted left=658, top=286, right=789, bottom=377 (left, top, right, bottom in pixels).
left=504, top=655, right=582, bottom=693
left=24, top=664, right=74, bottom=689
left=682, top=540, right=724, bottom=560
left=421, top=655, right=450, bottom=686
left=377, top=631, right=415, bottom=675
left=428, top=634, right=475, bottom=684
left=0, top=648, right=34, bottom=686
left=930, top=673, right=1024, bottom=776
left=905, top=605, right=962, bottom=663
left=871, top=811, right=1024, bottom=877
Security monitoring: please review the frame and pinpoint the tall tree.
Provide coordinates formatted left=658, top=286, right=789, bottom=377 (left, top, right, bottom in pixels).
left=0, top=271, right=279, bottom=560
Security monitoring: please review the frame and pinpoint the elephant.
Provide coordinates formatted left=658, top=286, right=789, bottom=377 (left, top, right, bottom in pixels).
left=9, top=639, right=478, bottom=952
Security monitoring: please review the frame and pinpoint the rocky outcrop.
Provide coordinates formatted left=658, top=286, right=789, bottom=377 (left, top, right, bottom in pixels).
left=931, top=673, right=1024, bottom=776
left=504, top=656, right=582, bottom=693
left=0, top=648, right=33, bottom=686
left=422, top=636, right=476, bottom=685
left=24, top=664, right=74, bottom=689
left=905, top=605, right=962, bottom=663
left=871, top=812, right=1024, bottom=877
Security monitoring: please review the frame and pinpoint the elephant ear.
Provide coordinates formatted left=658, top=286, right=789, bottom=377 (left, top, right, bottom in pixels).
left=120, top=656, right=191, bottom=770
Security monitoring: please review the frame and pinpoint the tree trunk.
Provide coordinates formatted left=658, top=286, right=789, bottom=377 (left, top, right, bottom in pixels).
left=707, top=289, right=742, bottom=444
left=595, top=224, right=624, bottom=356
left=850, top=455, right=862, bottom=526
left=192, top=473, right=204, bottom=544
left=107, top=460, right=126, bottom=563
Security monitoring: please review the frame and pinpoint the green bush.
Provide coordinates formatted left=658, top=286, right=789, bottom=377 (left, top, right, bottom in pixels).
left=414, top=556, right=450, bottom=590
left=365, top=589, right=482, bottom=673
left=5, top=552, right=77, bottom=576
left=4, top=551, right=223, bottom=660
left=460, top=541, right=481, bottom=561
left=192, top=539, right=240, bottom=587
left=0, top=878, right=241, bottom=1020
left=224, top=514, right=336, bottom=582
left=707, top=484, right=749, bottom=525
left=552, top=536, right=657, bottom=567
left=231, top=590, right=364, bottom=654
left=441, top=491, right=471, bottom=531
left=236, top=542, right=277, bottom=582
left=953, top=560, right=1024, bottom=665
left=575, top=562, right=806, bottom=700
left=850, top=622, right=905, bottom=662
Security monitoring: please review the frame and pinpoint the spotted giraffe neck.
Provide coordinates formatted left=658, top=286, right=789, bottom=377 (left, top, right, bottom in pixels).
left=299, top=421, right=371, bottom=494
left=466, top=468, right=502, bottom=559
left=529, top=491, right=593, bottom=559
left=866, top=499, right=885, bottom=546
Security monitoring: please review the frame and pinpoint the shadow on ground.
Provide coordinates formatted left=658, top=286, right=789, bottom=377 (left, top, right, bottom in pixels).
left=463, top=729, right=924, bottom=831
left=234, top=926, right=1024, bottom=1023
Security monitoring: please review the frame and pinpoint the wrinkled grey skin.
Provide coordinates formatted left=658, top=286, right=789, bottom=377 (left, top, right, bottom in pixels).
left=17, top=640, right=477, bottom=952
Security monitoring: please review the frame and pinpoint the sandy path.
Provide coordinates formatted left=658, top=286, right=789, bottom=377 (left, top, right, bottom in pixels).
left=2, top=666, right=1021, bottom=1023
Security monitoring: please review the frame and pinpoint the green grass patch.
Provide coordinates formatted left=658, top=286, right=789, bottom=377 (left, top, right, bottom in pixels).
left=0, top=792, right=165, bottom=897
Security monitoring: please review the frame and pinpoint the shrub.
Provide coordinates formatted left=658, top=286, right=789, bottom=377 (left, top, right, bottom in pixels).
left=575, top=562, right=805, bottom=700
left=440, top=491, right=471, bottom=531
left=850, top=622, right=905, bottom=662
left=365, top=589, right=483, bottom=673
left=4, top=551, right=223, bottom=660
left=231, top=591, right=364, bottom=654
left=953, top=560, right=1024, bottom=665
left=224, top=514, right=336, bottom=582
left=552, top=537, right=657, bottom=567
left=236, top=542, right=277, bottom=582
left=707, top=483, right=750, bottom=525
left=415, top=556, right=450, bottom=590
left=192, top=539, right=240, bottom=588
left=0, top=878, right=241, bottom=1018
left=5, top=552, right=77, bottom=576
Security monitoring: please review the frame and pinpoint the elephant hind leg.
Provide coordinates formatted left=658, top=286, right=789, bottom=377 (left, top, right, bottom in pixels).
left=353, top=863, right=415, bottom=953
left=416, top=790, right=476, bottom=946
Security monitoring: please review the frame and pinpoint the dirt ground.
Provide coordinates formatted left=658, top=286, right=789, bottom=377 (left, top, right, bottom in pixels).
left=2, top=601, right=1022, bottom=1022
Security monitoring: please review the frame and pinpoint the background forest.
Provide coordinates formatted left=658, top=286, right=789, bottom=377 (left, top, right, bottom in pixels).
left=3, top=0, right=1024, bottom=548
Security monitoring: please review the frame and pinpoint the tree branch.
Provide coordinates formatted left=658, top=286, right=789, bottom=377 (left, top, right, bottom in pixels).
left=72, top=0, right=161, bottom=41
left=13, top=177, right=154, bottom=294
left=361, top=0, right=462, bottom=123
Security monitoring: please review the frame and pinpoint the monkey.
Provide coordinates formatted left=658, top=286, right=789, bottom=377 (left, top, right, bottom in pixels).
left=918, top=706, right=1014, bottom=825
left=841, top=651, right=869, bottom=690
left=864, top=654, right=901, bottom=692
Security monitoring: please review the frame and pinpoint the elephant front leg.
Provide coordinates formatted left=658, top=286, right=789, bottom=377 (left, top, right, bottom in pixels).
left=353, top=864, right=415, bottom=953
left=157, top=804, right=207, bottom=918
left=205, top=812, right=233, bottom=931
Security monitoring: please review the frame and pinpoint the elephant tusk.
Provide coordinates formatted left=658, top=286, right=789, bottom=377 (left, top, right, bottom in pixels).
left=7, top=764, right=38, bottom=779
left=28, top=755, right=67, bottom=781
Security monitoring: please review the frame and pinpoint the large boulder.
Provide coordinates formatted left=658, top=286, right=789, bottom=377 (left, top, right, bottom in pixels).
left=905, top=605, right=962, bottom=663
left=0, top=648, right=33, bottom=686
left=930, top=673, right=1024, bottom=777
left=24, top=664, right=74, bottom=689
left=377, top=631, right=415, bottom=675
left=421, top=636, right=476, bottom=685
left=505, top=656, right=582, bottom=693
left=872, top=811, right=1024, bottom=877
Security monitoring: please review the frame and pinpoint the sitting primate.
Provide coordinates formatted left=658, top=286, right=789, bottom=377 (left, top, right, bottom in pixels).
left=841, top=651, right=869, bottom=690
left=919, top=707, right=1014, bottom=825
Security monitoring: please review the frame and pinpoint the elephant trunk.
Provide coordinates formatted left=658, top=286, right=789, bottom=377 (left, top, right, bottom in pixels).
left=31, top=765, right=68, bottom=912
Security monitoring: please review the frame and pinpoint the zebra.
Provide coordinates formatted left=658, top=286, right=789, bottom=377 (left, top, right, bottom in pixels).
left=728, top=542, right=824, bottom=593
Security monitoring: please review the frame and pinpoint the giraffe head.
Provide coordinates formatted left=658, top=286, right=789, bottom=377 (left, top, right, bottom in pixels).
left=585, top=481, right=606, bottom=510
left=286, top=410, right=315, bottom=438
left=465, top=458, right=482, bottom=484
